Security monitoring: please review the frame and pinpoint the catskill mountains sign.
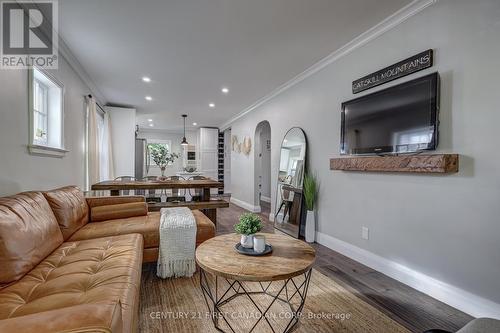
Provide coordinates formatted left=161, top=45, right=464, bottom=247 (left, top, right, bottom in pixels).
left=352, top=49, right=433, bottom=94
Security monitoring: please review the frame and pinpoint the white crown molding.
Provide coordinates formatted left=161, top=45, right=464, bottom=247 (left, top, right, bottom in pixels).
left=230, top=197, right=261, bottom=213
left=58, top=38, right=107, bottom=103
left=219, top=0, right=437, bottom=130
left=316, top=231, right=500, bottom=319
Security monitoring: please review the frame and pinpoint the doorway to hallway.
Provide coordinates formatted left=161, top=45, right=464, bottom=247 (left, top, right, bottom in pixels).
left=254, top=121, right=271, bottom=210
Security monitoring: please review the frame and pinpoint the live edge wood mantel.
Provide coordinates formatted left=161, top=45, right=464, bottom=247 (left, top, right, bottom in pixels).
left=330, top=154, right=459, bottom=173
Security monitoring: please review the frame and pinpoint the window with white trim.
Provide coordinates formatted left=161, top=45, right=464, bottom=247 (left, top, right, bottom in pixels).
left=29, top=68, right=65, bottom=156
left=33, top=79, right=49, bottom=145
left=147, top=140, right=172, bottom=167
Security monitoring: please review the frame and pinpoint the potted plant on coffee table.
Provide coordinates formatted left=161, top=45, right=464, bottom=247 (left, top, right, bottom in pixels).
left=303, top=172, right=318, bottom=243
left=234, top=213, right=263, bottom=248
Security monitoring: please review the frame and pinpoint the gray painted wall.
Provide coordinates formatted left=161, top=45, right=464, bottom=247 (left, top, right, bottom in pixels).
left=0, top=57, right=92, bottom=195
left=228, top=0, right=500, bottom=309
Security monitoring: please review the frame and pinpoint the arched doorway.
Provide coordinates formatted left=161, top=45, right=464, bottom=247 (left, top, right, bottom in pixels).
left=254, top=121, right=271, bottom=212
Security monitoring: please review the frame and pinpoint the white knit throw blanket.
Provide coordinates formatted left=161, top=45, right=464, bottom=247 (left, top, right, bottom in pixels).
left=157, top=207, right=197, bottom=278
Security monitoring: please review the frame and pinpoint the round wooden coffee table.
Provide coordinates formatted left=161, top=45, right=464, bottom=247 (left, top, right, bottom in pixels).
left=195, top=233, right=316, bottom=333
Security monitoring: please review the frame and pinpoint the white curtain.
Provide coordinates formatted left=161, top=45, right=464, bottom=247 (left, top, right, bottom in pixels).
left=87, top=97, right=100, bottom=186
left=86, top=96, right=114, bottom=190
left=103, top=112, right=114, bottom=180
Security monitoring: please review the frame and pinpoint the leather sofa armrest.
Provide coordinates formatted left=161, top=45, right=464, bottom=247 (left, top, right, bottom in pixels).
left=90, top=202, right=148, bottom=222
left=0, top=302, right=123, bottom=333
left=86, top=196, right=146, bottom=209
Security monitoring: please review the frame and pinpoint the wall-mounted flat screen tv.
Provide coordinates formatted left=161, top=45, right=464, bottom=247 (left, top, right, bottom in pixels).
left=341, top=72, right=439, bottom=155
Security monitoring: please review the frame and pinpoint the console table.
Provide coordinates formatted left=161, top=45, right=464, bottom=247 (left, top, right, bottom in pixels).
left=195, top=233, right=316, bottom=332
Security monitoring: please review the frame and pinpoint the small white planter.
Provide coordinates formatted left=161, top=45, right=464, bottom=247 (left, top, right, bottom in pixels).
left=305, top=210, right=315, bottom=243
left=240, top=234, right=254, bottom=248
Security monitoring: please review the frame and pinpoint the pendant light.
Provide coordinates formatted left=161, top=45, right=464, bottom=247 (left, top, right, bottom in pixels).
left=180, top=114, right=188, bottom=146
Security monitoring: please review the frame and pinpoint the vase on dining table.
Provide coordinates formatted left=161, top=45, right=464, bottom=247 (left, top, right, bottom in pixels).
left=157, top=166, right=167, bottom=181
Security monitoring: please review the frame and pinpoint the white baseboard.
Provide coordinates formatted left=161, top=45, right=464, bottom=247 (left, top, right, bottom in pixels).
left=260, top=195, right=271, bottom=203
left=268, top=213, right=275, bottom=222
left=230, top=197, right=261, bottom=213
left=316, top=231, right=500, bottom=319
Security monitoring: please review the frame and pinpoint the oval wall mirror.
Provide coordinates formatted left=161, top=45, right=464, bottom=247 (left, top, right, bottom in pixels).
left=274, top=127, right=307, bottom=238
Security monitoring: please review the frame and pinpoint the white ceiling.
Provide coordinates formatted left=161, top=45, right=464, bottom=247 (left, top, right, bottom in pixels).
left=59, top=0, right=412, bottom=131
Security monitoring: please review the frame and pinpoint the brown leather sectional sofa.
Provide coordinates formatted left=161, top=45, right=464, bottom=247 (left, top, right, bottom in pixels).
left=0, top=186, right=215, bottom=333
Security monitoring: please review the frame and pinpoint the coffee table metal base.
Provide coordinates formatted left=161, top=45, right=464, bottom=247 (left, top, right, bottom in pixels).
left=199, top=268, right=312, bottom=333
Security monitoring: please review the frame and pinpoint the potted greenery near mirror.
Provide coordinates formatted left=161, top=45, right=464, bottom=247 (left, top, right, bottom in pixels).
left=234, top=213, right=263, bottom=248
left=303, top=172, right=318, bottom=243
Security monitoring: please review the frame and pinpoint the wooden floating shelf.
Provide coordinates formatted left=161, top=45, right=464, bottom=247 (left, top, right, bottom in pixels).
left=330, top=154, right=459, bottom=174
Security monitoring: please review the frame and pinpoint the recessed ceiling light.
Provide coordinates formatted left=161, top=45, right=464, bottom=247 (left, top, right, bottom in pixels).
left=147, top=118, right=153, bottom=122
left=221, top=87, right=229, bottom=94
left=209, top=103, right=215, bottom=108
left=192, top=122, right=197, bottom=126
left=145, top=96, right=152, bottom=101
left=142, top=77, right=151, bottom=83
left=149, top=123, right=154, bottom=127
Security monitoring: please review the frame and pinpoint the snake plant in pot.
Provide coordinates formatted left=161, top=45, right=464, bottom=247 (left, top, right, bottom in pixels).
left=303, top=172, right=318, bottom=243
left=234, top=213, right=263, bottom=248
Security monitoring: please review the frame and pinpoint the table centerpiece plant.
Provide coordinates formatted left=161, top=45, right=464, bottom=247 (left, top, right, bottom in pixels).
left=234, top=213, right=263, bottom=248
left=148, top=143, right=180, bottom=179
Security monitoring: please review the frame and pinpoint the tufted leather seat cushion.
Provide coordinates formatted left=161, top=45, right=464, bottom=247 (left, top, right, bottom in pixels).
left=68, top=210, right=215, bottom=250
left=0, top=233, right=143, bottom=333
left=43, top=186, right=89, bottom=240
left=0, top=192, right=63, bottom=287
left=0, top=302, right=123, bottom=333
left=69, top=212, right=161, bottom=249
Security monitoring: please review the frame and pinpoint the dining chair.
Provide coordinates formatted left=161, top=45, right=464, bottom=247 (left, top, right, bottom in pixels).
left=165, top=175, right=186, bottom=202
left=114, top=176, right=135, bottom=195
left=275, top=184, right=294, bottom=223
left=188, top=175, right=205, bottom=202
left=141, top=176, right=160, bottom=202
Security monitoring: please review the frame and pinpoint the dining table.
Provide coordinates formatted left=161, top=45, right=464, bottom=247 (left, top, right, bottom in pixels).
left=91, top=178, right=228, bottom=224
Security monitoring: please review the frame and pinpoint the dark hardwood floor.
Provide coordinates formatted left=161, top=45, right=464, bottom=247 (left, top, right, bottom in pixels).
left=217, top=201, right=473, bottom=333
